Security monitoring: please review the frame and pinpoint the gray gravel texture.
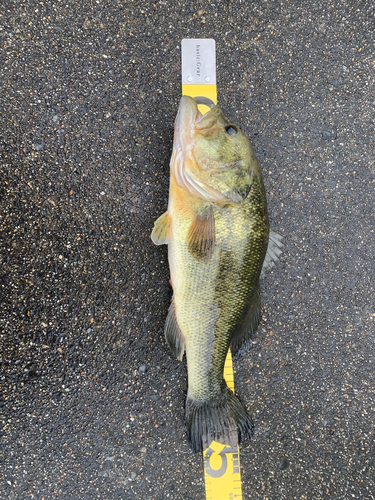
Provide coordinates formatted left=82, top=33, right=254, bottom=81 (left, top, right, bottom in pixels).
left=1, top=0, right=374, bottom=499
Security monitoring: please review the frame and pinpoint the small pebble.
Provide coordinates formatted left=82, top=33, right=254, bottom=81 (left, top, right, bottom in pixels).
left=279, top=457, right=290, bottom=471
left=34, top=142, right=44, bottom=151
left=139, top=364, right=147, bottom=374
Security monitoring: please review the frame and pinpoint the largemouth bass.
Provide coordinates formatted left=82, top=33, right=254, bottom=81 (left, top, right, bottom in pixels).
left=151, top=96, right=282, bottom=453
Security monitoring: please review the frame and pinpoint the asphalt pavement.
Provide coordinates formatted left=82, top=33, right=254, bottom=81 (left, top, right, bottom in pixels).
left=1, top=1, right=374, bottom=499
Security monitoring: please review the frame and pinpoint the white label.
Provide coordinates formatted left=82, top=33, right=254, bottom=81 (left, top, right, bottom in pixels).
left=181, top=39, right=216, bottom=85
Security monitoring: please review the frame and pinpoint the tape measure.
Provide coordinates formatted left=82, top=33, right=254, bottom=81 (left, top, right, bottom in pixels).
left=181, top=38, right=243, bottom=500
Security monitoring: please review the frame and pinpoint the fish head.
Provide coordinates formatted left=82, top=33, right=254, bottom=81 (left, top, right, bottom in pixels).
left=171, top=96, right=257, bottom=204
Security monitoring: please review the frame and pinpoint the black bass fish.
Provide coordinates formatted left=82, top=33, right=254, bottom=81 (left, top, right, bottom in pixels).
left=151, top=96, right=281, bottom=452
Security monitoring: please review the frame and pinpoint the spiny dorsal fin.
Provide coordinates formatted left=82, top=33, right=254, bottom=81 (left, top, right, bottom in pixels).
left=164, top=300, right=186, bottom=361
left=262, top=228, right=283, bottom=271
left=186, top=206, right=215, bottom=260
left=231, top=285, right=261, bottom=357
left=151, top=211, right=171, bottom=246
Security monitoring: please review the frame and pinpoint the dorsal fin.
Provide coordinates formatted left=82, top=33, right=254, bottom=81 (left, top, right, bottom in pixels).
left=262, top=228, right=283, bottom=271
left=231, top=285, right=261, bottom=357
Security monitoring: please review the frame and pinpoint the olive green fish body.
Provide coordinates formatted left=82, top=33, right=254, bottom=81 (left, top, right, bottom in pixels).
left=170, top=178, right=268, bottom=400
left=152, top=96, right=280, bottom=452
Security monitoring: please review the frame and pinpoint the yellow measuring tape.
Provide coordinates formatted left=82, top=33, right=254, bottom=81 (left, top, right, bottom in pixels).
left=203, top=350, right=243, bottom=500
left=181, top=39, right=243, bottom=500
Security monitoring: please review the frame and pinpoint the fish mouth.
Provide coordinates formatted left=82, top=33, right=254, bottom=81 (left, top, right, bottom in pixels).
left=174, top=96, right=200, bottom=150
left=176, top=96, right=221, bottom=130
left=174, top=96, right=222, bottom=155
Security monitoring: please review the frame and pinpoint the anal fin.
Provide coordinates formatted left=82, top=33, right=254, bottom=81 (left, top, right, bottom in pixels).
left=164, top=301, right=186, bottom=361
left=151, top=211, right=171, bottom=245
left=231, top=285, right=261, bottom=357
left=187, top=206, right=215, bottom=260
left=262, top=228, right=283, bottom=271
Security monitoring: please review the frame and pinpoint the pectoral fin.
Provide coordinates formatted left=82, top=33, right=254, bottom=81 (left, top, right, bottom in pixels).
left=164, top=300, right=186, bottom=361
left=151, top=211, right=171, bottom=245
left=186, top=206, right=215, bottom=260
left=262, top=228, right=283, bottom=271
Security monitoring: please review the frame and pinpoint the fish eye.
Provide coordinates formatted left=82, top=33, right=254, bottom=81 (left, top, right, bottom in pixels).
left=225, top=125, right=239, bottom=136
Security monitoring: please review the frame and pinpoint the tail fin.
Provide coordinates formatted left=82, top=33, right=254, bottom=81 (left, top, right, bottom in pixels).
left=185, top=386, right=254, bottom=453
